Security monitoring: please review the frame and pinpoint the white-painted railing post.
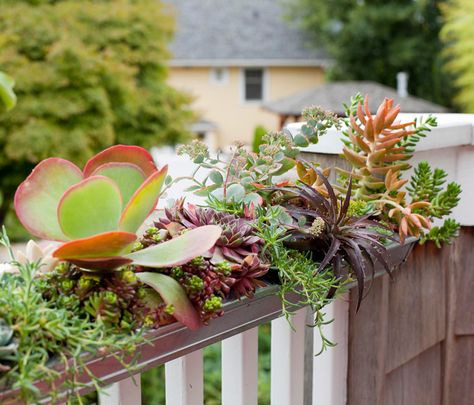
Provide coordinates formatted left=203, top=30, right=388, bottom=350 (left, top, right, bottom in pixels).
left=165, top=350, right=204, bottom=405
left=270, top=307, right=307, bottom=405
left=221, top=328, right=259, bottom=405
left=312, top=294, right=349, bottom=405
left=99, top=376, right=142, bottom=405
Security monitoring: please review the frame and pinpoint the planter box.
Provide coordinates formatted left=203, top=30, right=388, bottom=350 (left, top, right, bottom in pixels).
left=0, top=241, right=415, bottom=404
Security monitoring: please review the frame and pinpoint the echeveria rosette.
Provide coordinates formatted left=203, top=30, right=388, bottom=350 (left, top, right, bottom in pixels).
left=14, top=145, right=167, bottom=270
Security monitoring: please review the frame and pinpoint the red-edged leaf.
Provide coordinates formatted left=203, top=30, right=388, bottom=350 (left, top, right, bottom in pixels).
left=83, top=145, right=157, bottom=178
left=14, top=158, right=83, bottom=241
left=119, top=166, right=168, bottom=233
left=68, top=257, right=133, bottom=271
left=136, top=272, right=201, bottom=330
left=126, top=225, right=222, bottom=268
left=58, top=176, right=123, bottom=239
left=53, top=231, right=137, bottom=259
left=91, top=162, right=146, bottom=206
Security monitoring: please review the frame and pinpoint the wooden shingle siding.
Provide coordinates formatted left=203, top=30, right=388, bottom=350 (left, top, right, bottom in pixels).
left=348, top=227, right=474, bottom=405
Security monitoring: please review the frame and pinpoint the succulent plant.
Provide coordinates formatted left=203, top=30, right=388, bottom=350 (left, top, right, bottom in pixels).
left=230, top=256, right=269, bottom=298
left=42, top=264, right=189, bottom=330
left=0, top=320, right=17, bottom=373
left=16, top=240, right=59, bottom=274
left=338, top=96, right=435, bottom=242
left=164, top=259, right=234, bottom=324
left=296, top=162, right=331, bottom=197
left=276, top=167, right=391, bottom=309
left=14, top=145, right=168, bottom=269
left=15, top=145, right=224, bottom=329
left=155, top=201, right=263, bottom=263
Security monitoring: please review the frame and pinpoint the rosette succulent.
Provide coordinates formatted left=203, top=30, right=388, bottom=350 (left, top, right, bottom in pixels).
left=156, top=201, right=262, bottom=263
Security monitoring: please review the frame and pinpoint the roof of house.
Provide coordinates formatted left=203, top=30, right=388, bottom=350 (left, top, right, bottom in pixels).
left=263, top=81, right=449, bottom=115
left=164, top=0, right=328, bottom=67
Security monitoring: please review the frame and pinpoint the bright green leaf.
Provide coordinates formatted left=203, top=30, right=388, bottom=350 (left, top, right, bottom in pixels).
left=0, top=72, right=16, bottom=111
left=58, top=176, right=122, bottom=239
left=91, top=162, right=146, bottom=206
left=119, top=166, right=167, bottom=233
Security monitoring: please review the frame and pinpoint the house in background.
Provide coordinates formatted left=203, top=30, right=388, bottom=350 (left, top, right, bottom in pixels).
left=164, top=0, right=328, bottom=148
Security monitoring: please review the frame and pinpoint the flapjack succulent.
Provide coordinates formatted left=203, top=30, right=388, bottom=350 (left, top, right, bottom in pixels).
left=14, top=145, right=168, bottom=269
left=15, top=146, right=224, bottom=330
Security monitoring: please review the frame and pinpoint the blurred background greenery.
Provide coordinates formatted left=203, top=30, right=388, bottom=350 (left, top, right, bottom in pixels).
left=0, top=0, right=194, bottom=238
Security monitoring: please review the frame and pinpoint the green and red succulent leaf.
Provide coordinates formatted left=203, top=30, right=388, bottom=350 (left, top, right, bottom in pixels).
left=119, top=166, right=168, bottom=233
left=14, top=158, right=83, bottom=241
left=58, top=176, right=123, bottom=239
left=83, top=145, right=157, bottom=178
left=127, top=225, right=222, bottom=268
left=53, top=231, right=137, bottom=260
left=136, top=272, right=201, bottom=330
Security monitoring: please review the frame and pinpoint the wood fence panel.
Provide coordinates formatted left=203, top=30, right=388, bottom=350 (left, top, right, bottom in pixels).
left=447, top=336, right=474, bottom=405
left=454, top=227, right=474, bottom=335
left=383, top=343, right=442, bottom=405
left=347, top=276, right=388, bottom=405
left=385, top=242, right=446, bottom=373
left=347, top=228, right=474, bottom=405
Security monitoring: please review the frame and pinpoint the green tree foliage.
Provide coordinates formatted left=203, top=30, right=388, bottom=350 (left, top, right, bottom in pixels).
left=288, top=0, right=453, bottom=106
left=441, top=0, right=474, bottom=111
left=0, top=0, right=194, bottom=223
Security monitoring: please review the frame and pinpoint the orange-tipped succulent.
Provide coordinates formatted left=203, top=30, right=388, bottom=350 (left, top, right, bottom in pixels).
left=341, top=96, right=415, bottom=198
left=339, top=96, right=433, bottom=242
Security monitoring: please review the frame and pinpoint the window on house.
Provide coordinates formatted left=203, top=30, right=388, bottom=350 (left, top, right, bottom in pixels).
left=244, top=68, right=264, bottom=101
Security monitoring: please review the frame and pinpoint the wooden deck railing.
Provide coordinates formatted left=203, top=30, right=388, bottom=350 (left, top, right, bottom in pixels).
left=82, top=241, right=411, bottom=405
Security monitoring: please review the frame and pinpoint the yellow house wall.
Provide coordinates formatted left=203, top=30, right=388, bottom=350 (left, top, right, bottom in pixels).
left=167, top=66, right=324, bottom=146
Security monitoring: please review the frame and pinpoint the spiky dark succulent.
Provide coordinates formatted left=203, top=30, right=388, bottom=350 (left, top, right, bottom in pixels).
left=154, top=200, right=263, bottom=263
left=276, top=166, right=392, bottom=309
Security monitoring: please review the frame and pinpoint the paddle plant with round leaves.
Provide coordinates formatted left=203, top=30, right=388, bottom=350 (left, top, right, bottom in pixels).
left=14, top=145, right=170, bottom=270
left=14, top=145, right=223, bottom=330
